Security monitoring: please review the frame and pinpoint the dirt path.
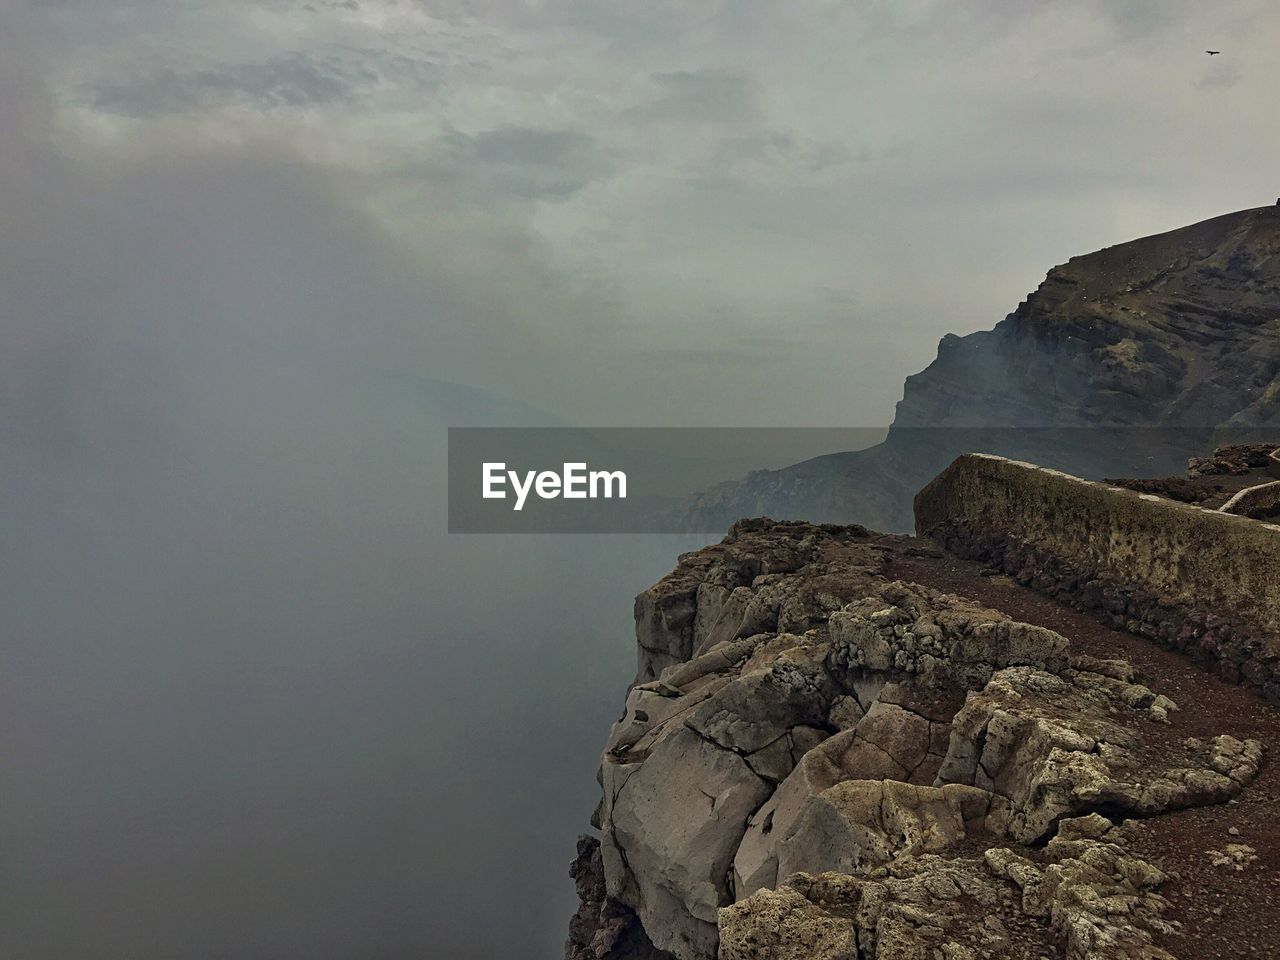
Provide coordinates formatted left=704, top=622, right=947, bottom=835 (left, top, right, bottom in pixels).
left=888, top=542, right=1280, bottom=957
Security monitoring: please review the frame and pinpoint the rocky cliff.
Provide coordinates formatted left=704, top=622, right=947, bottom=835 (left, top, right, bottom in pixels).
left=684, top=204, right=1280, bottom=532
left=569, top=497, right=1280, bottom=957
left=567, top=208, right=1280, bottom=958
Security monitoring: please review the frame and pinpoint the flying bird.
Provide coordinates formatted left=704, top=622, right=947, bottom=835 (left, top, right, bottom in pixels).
left=1206, top=50, right=1221, bottom=55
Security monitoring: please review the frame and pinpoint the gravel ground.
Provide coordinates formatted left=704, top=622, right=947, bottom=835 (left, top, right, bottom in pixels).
left=889, top=543, right=1280, bottom=957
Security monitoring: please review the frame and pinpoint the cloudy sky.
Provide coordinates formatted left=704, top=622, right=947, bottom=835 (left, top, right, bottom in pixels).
left=7, top=0, right=1279, bottom=427
left=5, top=3, right=1280, bottom=958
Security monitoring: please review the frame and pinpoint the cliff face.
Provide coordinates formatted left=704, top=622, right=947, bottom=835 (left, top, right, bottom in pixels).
left=683, top=204, right=1280, bottom=532
left=567, top=515, right=1280, bottom=959
left=894, top=204, right=1280, bottom=428
left=570, top=209, right=1280, bottom=958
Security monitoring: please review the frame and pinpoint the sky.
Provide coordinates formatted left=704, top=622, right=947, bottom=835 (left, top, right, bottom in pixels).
left=3, top=3, right=1280, bottom=959
left=6, top=0, right=1280, bottom=427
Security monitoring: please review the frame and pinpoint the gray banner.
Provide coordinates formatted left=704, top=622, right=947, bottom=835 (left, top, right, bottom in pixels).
left=448, top=427, right=1278, bottom=533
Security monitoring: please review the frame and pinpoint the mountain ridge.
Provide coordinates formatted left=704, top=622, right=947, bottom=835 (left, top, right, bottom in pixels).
left=682, top=203, right=1280, bottom=532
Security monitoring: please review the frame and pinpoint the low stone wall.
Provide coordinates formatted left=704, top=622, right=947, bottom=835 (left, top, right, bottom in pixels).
left=1221, top=480, right=1280, bottom=520
left=915, top=454, right=1280, bottom=702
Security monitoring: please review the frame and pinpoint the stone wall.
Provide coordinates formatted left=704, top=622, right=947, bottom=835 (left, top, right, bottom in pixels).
left=915, top=454, right=1280, bottom=701
left=1221, top=480, right=1280, bottom=520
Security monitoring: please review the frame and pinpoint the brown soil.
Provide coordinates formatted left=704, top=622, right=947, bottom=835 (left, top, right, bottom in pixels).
left=1104, top=443, right=1280, bottom=510
left=886, top=539, right=1280, bottom=958
left=1105, top=472, right=1267, bottom=509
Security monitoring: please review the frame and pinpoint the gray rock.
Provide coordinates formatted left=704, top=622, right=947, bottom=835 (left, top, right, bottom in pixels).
left=774, top=780, right=1007, bottom=883
left=581, top=519, right=1269, bottom=960
left=605, top=726, right=772, bottom=960
left=937, top=666, right=1263, bottom=842
left=725, top=822, right=1176, bottom=959
left=685, top=658, right=837, bottom=756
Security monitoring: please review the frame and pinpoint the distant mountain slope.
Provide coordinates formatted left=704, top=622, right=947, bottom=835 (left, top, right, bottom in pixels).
left=895, top=203, right=1280, bottom=428
left=684, top=204, right=1280, bottom=532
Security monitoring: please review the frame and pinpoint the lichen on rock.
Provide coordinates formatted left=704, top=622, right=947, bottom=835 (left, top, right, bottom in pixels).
left=572, top=521, right=1265, bottom=960
left=721, top=819, right=1175, bottom=960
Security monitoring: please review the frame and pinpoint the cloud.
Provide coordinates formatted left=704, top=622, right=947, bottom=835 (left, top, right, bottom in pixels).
left=10, top=0, right=1280, bottom=429
left=6, top=4, right=1280, bottom=957
left=1101, top=0, right=1198, bottom=41
left=422, top=125, right=613, bottom=200
left=710, top=131, right=861, bottom=183
left=628, top=69, right=758, bottom=123
left=87, top=54, right=364, bottom=116
left=1198, top=60, right=1243, bottom=90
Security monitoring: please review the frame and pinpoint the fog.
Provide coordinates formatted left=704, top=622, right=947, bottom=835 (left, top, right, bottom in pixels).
left=0, top=57, right=704, bottom=959
left=7, top=507, right=695, bottom=958
left=5, top=1, right=1280, bottom=957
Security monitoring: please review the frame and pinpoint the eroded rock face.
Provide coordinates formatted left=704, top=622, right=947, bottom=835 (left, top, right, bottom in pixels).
left=938, top=666, right=1261, bottom=842
left=605, top=726, right=773, bottom=958
left=601, top=522, right=889, bottom=958
left=771, top=780, right=1008, bottom=888
left=577, top=521, right=1264, bottom=960
left=720, top=819, right=1174, bottom=960
left=567, top=835, right=672, bottom=960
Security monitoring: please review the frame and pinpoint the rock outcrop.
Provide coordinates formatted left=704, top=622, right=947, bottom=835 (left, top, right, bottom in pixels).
left=567, top=835, right=672, bottom=960
left=568, top=520, right=1265, bottom=960
left=720, top=817, right=1174, bottom=960
left=682, top=205, right=1280, bottom=532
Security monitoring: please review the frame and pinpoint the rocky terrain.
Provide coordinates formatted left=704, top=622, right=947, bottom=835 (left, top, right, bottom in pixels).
left=1106, top=442, right=1280, bottom=518
left=684, top=204, right=1280, bottom=532
left=567, top=516, right=1280, bottom=959
left=568, top=206, right=1280, bottom=957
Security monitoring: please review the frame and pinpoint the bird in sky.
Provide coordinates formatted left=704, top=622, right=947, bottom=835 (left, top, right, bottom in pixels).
left=1206, top=50, right=1221, bottom=55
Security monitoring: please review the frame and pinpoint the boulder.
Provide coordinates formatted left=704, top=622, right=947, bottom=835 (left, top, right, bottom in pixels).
left=604, top=726, right=772, bottom=960
left=937, top=666, right=1263, bottom=841
left=722, top=820, right=1175, bottom=960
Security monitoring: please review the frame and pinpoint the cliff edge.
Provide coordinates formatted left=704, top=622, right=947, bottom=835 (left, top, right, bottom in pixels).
left=571, top=450, right=1280, bottom=958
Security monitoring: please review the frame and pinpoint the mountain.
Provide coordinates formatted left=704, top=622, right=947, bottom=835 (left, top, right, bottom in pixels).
left=568, top=208, right=1280, bottom=958
left=683, top=203, right=1280, bottom=532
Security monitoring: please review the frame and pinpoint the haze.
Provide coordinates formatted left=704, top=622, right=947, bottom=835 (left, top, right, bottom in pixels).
left=3, top=1, right=1280, bottom=958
